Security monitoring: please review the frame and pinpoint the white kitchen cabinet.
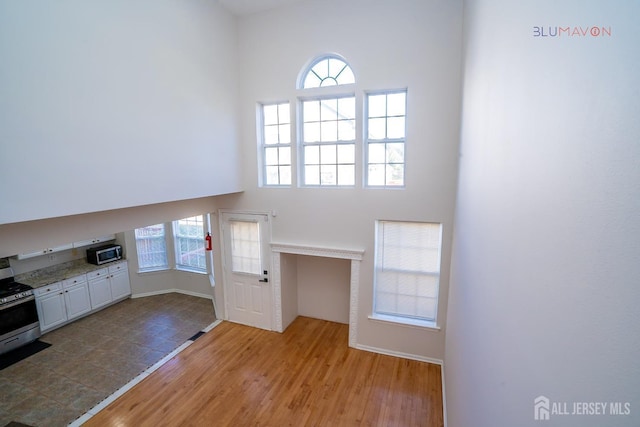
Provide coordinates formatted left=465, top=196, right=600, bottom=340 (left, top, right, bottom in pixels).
left=108, top=261, right=131, bottom=301
left=34, top=282, right=67, bottom=332
left=87, top=268, right=112, bottom=310
left=62, top=275, right=91, bottom=320
left=72, top=234, right=116, bottom=249
left=17, top=243, right=74, bottom=260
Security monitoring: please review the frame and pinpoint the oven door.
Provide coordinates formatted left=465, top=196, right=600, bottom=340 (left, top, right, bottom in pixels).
left=0, top=296, right=40, bottom=343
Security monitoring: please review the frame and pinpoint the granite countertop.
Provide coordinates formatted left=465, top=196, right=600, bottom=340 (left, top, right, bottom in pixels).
left=16, top=259, right=127, bottom=289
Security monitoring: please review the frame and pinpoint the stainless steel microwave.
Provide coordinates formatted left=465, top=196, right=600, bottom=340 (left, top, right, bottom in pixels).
left=86, top=244, right=122, bottom=265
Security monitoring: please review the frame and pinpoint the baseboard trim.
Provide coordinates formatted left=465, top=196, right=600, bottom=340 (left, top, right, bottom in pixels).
left=131, top=289, right=213, bottom=300
left=354, top=343, right=444, bottom=366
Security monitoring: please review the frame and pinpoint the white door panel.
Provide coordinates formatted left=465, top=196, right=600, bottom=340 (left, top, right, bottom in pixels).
left=221, top=212, right=271, bottom=330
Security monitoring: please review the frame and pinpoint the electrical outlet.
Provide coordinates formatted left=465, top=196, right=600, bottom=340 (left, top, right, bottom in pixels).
left=48, top=254, right=57, bottom=261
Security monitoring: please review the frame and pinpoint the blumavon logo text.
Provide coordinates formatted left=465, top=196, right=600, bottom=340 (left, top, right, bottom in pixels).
left=533, top=26, right=612, bottom=37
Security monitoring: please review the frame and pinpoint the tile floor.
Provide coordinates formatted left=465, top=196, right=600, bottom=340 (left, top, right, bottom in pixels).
left=0, top=293, right=216, bottom=427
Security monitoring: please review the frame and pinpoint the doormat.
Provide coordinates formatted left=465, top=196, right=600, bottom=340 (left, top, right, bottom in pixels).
left=0, top=340, right=51, bottom=370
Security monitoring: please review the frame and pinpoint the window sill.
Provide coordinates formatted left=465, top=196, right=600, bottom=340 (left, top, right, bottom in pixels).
left=137, top=267, right=170, bottom=274
left=175, top=267, right=207, bottom=275
left=368, top=314, right=440, bottom=331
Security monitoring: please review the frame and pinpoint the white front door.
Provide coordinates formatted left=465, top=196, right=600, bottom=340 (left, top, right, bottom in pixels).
left=221, top=212, right=272, bottom=330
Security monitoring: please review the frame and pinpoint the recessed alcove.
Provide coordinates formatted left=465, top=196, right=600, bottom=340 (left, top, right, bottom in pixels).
left=271, top=243, right=364, bottom=347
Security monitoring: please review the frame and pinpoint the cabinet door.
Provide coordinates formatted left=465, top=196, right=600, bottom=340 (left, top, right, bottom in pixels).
left=88, top=276, right=112, bottom=310
left=73, top=234, right=116, bottom=248
left=109, top=270, right=131, bottom=301
left=36, top=290, right=67, bottom=332
left=64, top=283, right=92, bottom=320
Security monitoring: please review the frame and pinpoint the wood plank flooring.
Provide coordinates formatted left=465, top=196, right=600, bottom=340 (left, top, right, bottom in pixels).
left=84, top=317, right=443, bottom=427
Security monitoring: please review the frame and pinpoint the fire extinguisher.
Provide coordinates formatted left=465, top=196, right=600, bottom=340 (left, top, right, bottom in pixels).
left=205, top=232, right=212, bottom=251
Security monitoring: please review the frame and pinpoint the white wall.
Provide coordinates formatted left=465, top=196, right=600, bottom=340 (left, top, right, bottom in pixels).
left=445, top=1, right=640, bottom=426
left=296, top=255, right=350, bottom=324
left=0, top=0, right=242, bottom=225
left=231, top=0, right=463, bottom=360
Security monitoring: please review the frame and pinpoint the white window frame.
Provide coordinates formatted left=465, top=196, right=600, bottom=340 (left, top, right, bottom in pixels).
left=365, top=89, right=407, bottom=188
left=135, top=215, right=208, bottom=275
left=259, top=101, right=292, bottom=187
left=371, top=220, right=442, bottom=329
left=299, top=94, right=357, bottom=187
left=297, top=54, right=357, bottom=188
left=173, top=216, right=207, bottom=273
left=134, top=224, right=169, bottom=273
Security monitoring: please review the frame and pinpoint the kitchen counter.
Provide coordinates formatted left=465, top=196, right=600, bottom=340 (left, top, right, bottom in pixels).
left=16, top=259, right=127, bottom=289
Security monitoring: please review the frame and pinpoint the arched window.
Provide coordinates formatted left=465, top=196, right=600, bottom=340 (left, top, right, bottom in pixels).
left=299, top=55, right=356, bottom=186
left=300, top=55, right=355, bottom=89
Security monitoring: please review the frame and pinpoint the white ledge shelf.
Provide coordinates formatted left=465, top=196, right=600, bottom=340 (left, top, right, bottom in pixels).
left=271, top=243, right=364, bottom=260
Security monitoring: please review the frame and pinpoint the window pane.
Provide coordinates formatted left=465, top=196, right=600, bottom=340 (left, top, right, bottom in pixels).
left=336, top=66, right=355, bottom=85
left=337, top=165, right=355, bottom=186
left=278, top=103, right=290, bottom=123
left=320, top=144, right=337, bottom=164
left=386, top=143, right=405, bottom=163
left=368, top=118, right=386, bottom=140
left=279, top=166, right=292, bottom=185
left=278, top=124, right=291, bottom=144
left=265, top=166, right=280, bottom=185
left=265, top=147, right=279, bottom=165
left=387, top=164, right=404, bottom=186
left=338, top=97, right=355, bottom=119
left=263, top=104, right=278, bottom=125
left=320, top=78, right=338, bottom=87
left=264, top=125, right=279, bottom=145
left=338, top=119, right=355, bottom=141
left=369, top=143, right=385, bottom=163
left=320, top=164, right=337, bottom=185
left=304, top=72, right=321, bottom=88
left=387, top=92, right=406, bottom=116
left=368, top=94, right=386, bottom=117
left=135, top=224, right=168, bottom=270
left=312, top=60, right=329, bottom=80
left=229, top=220, right=261, bottom=275
left=304, top=122, right=320, bottom=143
left=368, top=164, right=385, bottom=186
left=375, top=221, right=442, bottom=322
left=305, top=145, right=320, bottom=164
left=279, top=146, right=291, bottom=164
left=387, top=117, right=405, bottom=139
left=337, top=144, right=355, bottom=164
left=174, top=215, right=206, bottom=271
left=320, top=99, right=338, bottom=121
left=304, top=100, right=320, bottom=122
left=305, top=165, right=320, bottom=185
left=320, top=121, right=338, bottom=142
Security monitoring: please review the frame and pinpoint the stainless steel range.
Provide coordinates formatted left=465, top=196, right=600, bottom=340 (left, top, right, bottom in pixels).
left=0, top=258, right=41, bottom=355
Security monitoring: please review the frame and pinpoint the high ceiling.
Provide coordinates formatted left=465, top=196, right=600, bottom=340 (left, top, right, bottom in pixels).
left=217, top=0, right=307, bottom=16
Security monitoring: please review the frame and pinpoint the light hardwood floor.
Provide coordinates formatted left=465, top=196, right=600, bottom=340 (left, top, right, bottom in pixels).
left=84, top=316, right=444, bottom=426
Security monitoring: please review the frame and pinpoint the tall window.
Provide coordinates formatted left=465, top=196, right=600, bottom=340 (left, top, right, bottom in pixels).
left=174, top=216, right=206, bottom=272
left=366, top=91, right=407, bottom=187
left=302, top=96, right=356, bottom=186
left=300, top=55, right=356, bottom=186
left=373, top=221, right=442, bottom=326
left=261, top=102, right=291, bottom=186
left=135, top=224, right=168, bottom=272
